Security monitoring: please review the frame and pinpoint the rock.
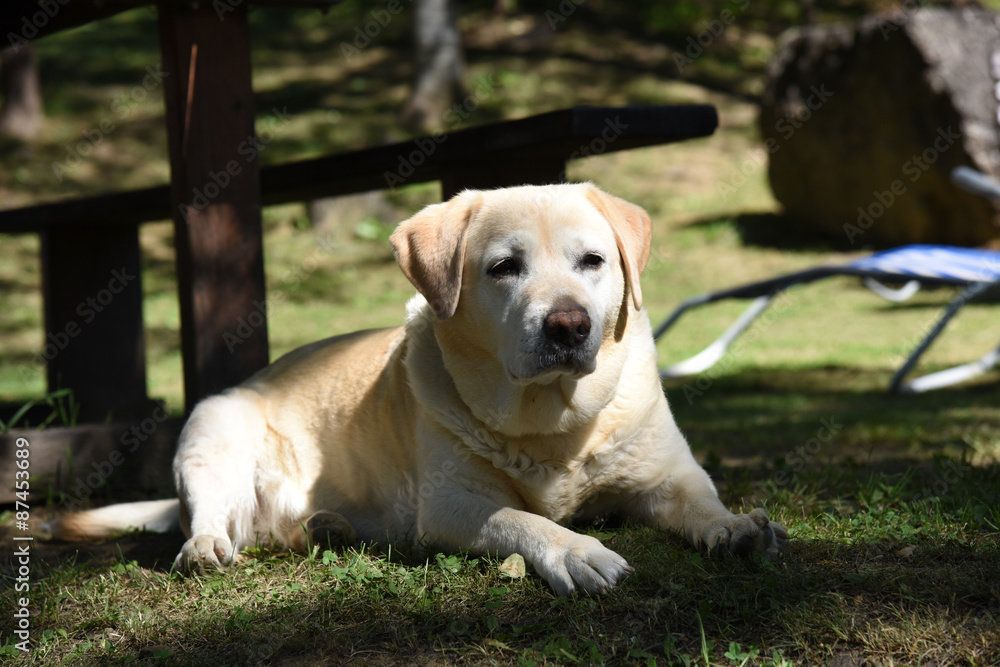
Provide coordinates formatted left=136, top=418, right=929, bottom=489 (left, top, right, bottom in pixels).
left=760, top=8, right=1000, bottom=247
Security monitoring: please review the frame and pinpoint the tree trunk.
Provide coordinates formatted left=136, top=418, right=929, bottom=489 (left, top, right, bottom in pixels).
left=760, top=8, right=1000, bottom=247
left=402, top=0, right=465, bottom=133
left=0, top=44, right=43, bottom=140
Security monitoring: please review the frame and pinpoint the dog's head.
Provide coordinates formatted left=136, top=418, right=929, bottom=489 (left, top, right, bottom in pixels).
left=390, top=183, right=651, bottom=388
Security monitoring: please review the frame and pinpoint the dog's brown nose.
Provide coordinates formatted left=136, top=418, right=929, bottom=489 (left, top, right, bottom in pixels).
left=543, top=305, right=591, bottom=348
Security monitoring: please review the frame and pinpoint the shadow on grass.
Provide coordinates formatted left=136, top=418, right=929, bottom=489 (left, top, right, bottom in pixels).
left=24, top=365, right=999, bottom=569
left=15, top=366, right=999, bottom=663
left=28, top=527, right=998, bottom=664
left=666, top=366, right=1000, bottom=479
left=627, top=534, right=1000, bottom=654
left=682, top=212, right=851, bottom=252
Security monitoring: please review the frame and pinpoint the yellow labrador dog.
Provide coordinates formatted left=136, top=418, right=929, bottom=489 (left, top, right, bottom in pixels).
left=51, top=183, right=786, bottom=596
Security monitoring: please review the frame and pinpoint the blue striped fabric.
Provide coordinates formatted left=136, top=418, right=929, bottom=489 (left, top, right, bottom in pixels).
left=848, top=244, right=1000, bottom=282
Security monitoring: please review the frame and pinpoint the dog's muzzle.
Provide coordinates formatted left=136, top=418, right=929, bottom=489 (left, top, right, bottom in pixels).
left=543, top=305, right=591, bottom=348
left=533, top=300, right=598, bottom=374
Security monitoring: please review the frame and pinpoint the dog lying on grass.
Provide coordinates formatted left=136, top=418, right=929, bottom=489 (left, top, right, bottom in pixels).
left=49, top=183, right=787, bottom=596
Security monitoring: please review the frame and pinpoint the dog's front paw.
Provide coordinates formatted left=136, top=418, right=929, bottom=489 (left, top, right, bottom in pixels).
left=537, top=534, right=633, bottom=597
left=694, top=508, right=788, bottom=558
left=174, top=535, right=234, bottom=574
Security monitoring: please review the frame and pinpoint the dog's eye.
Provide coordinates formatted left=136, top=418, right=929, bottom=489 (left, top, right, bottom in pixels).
left=488, top=257, right=523, bottom=279
left=580, top=253, right=605, bottom=270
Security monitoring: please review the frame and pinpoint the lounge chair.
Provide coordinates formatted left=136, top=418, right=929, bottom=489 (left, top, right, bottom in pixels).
left=653, top=167, right=1000, bottom=393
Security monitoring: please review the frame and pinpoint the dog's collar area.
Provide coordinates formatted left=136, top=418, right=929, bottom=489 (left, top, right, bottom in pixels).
left=434, top=405, right=554, bottom=483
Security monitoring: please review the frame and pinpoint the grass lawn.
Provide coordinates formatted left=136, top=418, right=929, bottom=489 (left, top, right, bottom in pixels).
left=1, top=3, right=999, bottom=665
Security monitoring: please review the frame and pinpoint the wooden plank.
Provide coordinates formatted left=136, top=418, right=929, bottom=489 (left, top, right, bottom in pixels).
left=40, top=224, right=153, bottom=422
left=158, top=1, right=269, bottom=412
left=0, top=186, right=170, bottom=233
left=441, top=158, right=566, bottom=199
left=0, top=417, right=183, bottom=504
left=1, top=2, right=130, bottom=46
left=261, top=105, right=719, bottom=204
left=0, top=105, right=718, bottom=234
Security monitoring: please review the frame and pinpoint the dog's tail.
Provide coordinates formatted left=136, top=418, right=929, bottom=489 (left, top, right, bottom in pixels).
left=44, top=499, right=181, bottom=540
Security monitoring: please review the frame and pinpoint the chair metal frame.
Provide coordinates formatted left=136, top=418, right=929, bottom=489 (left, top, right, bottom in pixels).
left=653, top=167, right=1000, bottom=394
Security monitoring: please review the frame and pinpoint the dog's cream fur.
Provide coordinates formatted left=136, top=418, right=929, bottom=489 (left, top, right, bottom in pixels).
left=50, top=183, right=786, bottom=596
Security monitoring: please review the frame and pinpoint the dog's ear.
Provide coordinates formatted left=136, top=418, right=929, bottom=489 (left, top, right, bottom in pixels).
left=584, top=186, right=652, bottom=310
left=390, top=190, right=484, bottom=319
